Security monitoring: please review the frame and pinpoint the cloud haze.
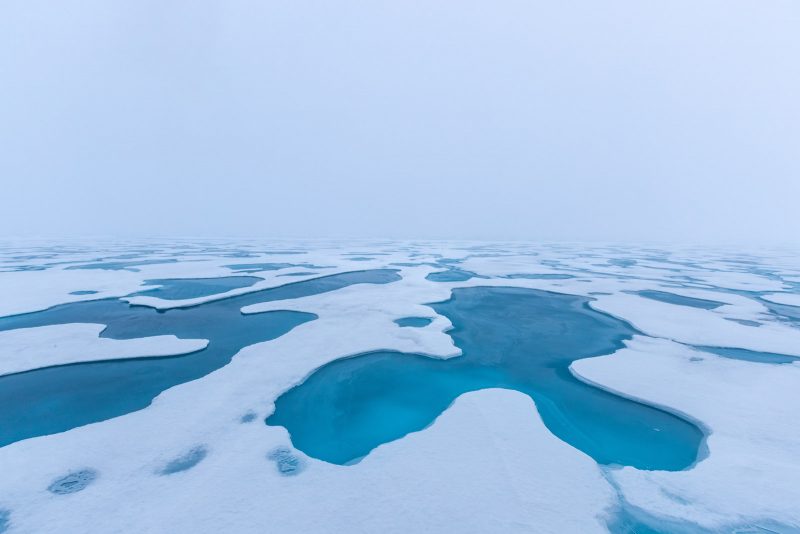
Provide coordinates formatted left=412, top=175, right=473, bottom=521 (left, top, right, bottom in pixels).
left=1, top=1, right=798, bottom=244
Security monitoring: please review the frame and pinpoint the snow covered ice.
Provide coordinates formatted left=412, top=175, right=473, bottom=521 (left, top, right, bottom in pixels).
left=0, top=240, right=799, bottom=533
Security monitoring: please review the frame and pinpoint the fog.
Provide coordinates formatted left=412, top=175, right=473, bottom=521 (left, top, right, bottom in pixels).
left=1, top=1, right=798, bottom=244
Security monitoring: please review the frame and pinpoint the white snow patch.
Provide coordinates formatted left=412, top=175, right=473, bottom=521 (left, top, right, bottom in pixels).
left=591, top=292, right=800, bottom=355
left=0, top=324, right=208, bottom=376
left=572, top=336, right=800, bottom=529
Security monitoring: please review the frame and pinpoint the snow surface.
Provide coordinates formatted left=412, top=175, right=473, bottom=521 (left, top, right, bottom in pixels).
left=1, top=240, right=800, bottom=533
left=0, top=324, right=208, bottom=376
left=573, top=337, right=800, bottom=530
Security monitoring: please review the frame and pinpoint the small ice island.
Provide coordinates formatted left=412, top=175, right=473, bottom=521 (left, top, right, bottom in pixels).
left=0, top=240, right=799, bottom=533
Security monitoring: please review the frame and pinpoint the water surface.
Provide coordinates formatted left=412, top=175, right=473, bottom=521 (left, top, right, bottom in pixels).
left=0, top=270, right=400, bottom=447
left=504, top=273, right=574, bottom=280
left=694, top=346, right=798, bottom=364
left=268, top=287, right=703, bottom=470
left=134, top=276, right=261, bottom=300
left=66, top=259, right=178, bottom=271
left=425, top=268, right=485, bottom=282
left=636, top=290, right=725, bottom=310
left=224, top=262, right=309, bottom=273
left=394, top=317, right=433, bottom=327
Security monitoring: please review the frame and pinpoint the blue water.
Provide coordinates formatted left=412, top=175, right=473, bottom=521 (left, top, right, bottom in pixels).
left=425, top=268, right=485, bottom=282
left=606, top=502, right=798, bottom=534
left=390, top=262, right=440, bottom=268
left=224, top=262, right=306, bottom=272
left=725, top=318, right=761, bottom=327
left=1, top=265, right=47, bottom=272
left=69, top=290, right=99, bottom=295
left=608, top=259, right=638, bottom=268
left=267, top=287, right=703, bottom=470
left=133, top=276, right=262, bottom=300
left=761, top=300, right=800, bottom=326
left=0, top=270, right=400, bottom=447
left=694, top=346, right=799, bottom=365
left=678, top=282, right=800, bottom=327
left=66, top=259, right=178, bottom=271
left=606, top=507, right=673, bottom=534
left=636, top=290, right=725, bottom=310
left=504, top=273, right=575, bottom=280
left=394, top=317, right=433, bottom=327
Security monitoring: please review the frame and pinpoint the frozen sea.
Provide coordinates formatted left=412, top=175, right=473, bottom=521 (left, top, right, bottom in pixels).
left=0, top=239, right=799, bottom=533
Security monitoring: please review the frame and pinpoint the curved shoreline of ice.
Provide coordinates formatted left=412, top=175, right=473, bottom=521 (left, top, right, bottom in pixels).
left=121, top=268, right=363, bottom=310
left=0, top=324, right=209, bottom=377
left=572, top=336, right=800, bottom=530
left=761, top=292, right=800, bottom=307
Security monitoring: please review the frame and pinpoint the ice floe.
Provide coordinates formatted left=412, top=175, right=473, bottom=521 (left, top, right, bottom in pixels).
left=0, top=241, right=799, bottom=533
left=573, top=336, right=800, bottom=530
left=0, top=324, right=207, bottom=376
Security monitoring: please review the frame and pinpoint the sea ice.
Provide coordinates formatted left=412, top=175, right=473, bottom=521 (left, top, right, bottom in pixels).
left=0, top=241, right=798, bottom=533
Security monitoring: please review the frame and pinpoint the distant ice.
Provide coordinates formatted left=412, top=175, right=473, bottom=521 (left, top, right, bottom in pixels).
left=762, top=292, right=800, bottom=307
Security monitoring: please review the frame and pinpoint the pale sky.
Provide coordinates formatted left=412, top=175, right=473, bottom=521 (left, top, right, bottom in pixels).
left=1, top=1, right=799, bottom=244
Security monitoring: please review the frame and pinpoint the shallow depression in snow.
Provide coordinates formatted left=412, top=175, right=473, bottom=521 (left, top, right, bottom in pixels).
left=47, top=469, right=97, bottom=495
left=159, top=446, right=208, bottom=475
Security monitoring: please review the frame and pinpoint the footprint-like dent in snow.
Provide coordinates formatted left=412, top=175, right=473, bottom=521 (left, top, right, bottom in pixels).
left=159, top=445, right=208, bottom=475
left=48, top=469, right=97, bottom=495
left=267, top=447, right=305, bottom=476
left=240, top=410, right=257, bottom=423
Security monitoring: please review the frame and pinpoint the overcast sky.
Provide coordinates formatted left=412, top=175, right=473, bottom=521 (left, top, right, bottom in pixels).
left=1, top=1, right=798, bottom=244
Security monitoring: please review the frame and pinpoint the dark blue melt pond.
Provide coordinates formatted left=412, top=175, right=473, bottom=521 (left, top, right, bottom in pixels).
left=504, top=273, right=575, bottom=280
left=0, top=269, right=400, bottom=448
left=267, top=287, right=703, bottom=470
left=608, top=259, right=637, bottom=268
left=425, top=268, right=485, bottom=282
left=636, top=290, right=725, bottom=310
left=224, top=262, right=324, bottom=273
left=134, top=276, right=262, bottom=300
left=65, top=259, right=178, bottom=271
left=394, top=317, right=433, bottom=328
left=761, top=300, right=800, bottom=326
left=694, top=346, right=799, bottom=365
